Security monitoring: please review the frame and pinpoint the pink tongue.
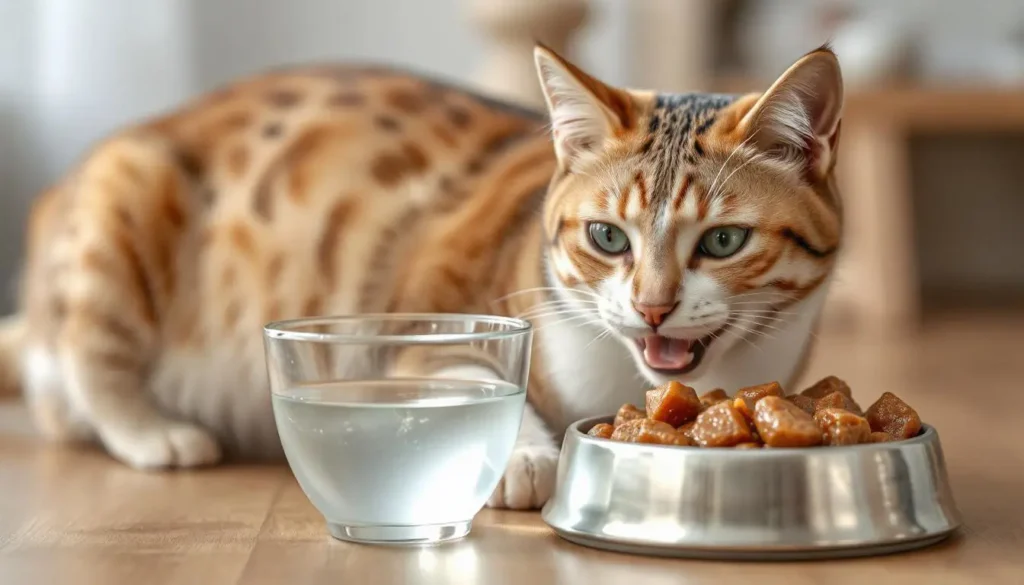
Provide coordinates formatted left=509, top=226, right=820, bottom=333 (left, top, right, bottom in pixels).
left=642, top=335, right=694, bottom=369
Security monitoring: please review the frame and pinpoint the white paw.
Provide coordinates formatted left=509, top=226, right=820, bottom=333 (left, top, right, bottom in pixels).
left=486, top=445, right=560, bottom=510
left=102, top=422, right=223, bottom=470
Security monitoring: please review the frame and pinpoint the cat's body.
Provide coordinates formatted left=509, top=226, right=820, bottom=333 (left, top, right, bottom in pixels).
left=0, top=46, right=844, bottom=509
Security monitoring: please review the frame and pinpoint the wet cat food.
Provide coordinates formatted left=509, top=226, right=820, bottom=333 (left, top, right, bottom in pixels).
left=690, top=402, right=756, bottom=447
left=699, top=388, right=729, bottom=408
left=786, top=394, right=817, bottom=416
left=800, top=375, right=852, bottom=399
left=614, top=403, right=645, bottom=428
left=815, top=407, right=872, bottom=446
left=595, top=376, right=924, bottom=448
left=735, top=381, right=785, bottom=413
left=611, top=418, right=693, bottom=446
left=865, top=392, right=922, bottom=440
left=645, top=381, right=703, bottom=427
left=814, top=391, right=863, bottom=416
left=753, top=396, right=823, bottom=447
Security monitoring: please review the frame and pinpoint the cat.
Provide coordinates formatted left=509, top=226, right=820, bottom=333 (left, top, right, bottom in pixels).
left=0, top=43, right=843, bottom=510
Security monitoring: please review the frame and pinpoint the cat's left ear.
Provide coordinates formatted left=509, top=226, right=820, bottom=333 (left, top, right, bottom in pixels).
left=534, top=44, right=636, bottom=172
left=739, top=45, right=844, bottom=179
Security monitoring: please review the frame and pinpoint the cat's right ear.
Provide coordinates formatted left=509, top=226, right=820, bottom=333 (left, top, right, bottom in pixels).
left=534, top=44, right=636, bottom=171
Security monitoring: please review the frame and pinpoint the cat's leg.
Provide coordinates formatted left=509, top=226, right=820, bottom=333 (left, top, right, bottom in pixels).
left=485, top=402, right=560, bottom=510
left=23, top=343, right=94, bottom=442
left=416, top=361, right=559, bottom=510
left=54, top=134, right=221, bottom=469
left=388, top=344, right=559, bottom=509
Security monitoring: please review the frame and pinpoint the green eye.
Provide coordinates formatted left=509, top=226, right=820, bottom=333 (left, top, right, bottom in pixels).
left=699, top=226, right=750, bottom=258
left=588, top=222, right=630, bottom=255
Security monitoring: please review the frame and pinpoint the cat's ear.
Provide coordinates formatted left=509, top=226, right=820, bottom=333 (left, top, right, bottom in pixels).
left=534, top=44, right=636, bottom=171
left=739, top=45, right=844, bottom=179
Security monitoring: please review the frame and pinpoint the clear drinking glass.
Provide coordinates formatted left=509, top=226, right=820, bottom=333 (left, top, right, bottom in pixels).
left=263, top=314, right=532, bottom=545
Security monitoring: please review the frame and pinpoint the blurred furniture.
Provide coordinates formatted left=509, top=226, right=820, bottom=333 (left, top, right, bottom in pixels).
left=826, top=86, right=1024, bottom=337
left=465, top=0, right=590, bottom=107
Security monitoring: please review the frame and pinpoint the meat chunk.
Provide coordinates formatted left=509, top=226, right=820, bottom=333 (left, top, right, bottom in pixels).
left=814, top=408, right=871, bottom=446
left=867, top=431, right=893, bottom=443
left=753, top=396, right=823, bottom=447
left=814, top=391, right=863, bottom=416
left=691, top=402, right=755, bottom=447
left=699, top=388, right=729, bottom=408
left=732, top=397, right=754, bottom=422
left=866, top=392, right=922, bottom=440
left=611, top=419, right=693, bottom=446
left=735, top=381, right=785, bottom=413
left=786, top=394, right=817, bottom=416
left=645, top=381, right=703, bottom=427
left=613, top=403, right=645, bottom=428
left=801, top=375, right=853, bottom=399
left=600, top=376, right=923, bottom=450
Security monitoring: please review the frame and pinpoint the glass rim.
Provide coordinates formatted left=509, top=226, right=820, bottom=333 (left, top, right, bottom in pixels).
left=263, top=313, right=533, bottom=344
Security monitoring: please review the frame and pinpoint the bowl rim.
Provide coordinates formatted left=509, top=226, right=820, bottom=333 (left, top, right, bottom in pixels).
left=263, top=313, right=533, bottom=344
left=570, top=414, right=937, bottom=455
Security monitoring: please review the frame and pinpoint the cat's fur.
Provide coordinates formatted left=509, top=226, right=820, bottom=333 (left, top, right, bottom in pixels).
left=0, top=45, right=843, bottom=509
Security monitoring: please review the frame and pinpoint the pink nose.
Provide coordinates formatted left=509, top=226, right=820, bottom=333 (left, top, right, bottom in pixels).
left=632, top=301, right=678, bottom=328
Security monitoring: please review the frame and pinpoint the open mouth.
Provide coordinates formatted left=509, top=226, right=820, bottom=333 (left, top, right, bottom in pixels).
left=632, top=326, right=727, bottom=375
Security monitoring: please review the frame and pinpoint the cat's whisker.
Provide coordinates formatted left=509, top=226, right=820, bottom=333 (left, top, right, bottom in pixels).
left=727, top=310, right=793, bottom=320
left=706, top=128, right=761, bottom=203
left=516, top=299, right=600, bottom=316
left=717, top=322, right=765, bottom=353
left=728, top=306, right=797, bottom=314
left=530, top=314, right=606, bottom=334
left=520, top=305, right=600, bottom=319
left=726, top=298, right=796, bottom=306
left=731, top=310, right=792, bottom=323
left=518, top=308, right=598, bottom=322
left=723, top=324, right=777, bottom=349
left=492, top=286, right=602, bottom=305
left=723, top=289, right=799, bottom=301
left=732, top=311, right=822, bottom=343
left=725, top=316, right=783, bottom=342
left=522, top=298, right=601, bottom=308
left=729, top=317, right=782, bottom=336
left=582, top=327, right=615, bottom=352
left=708, top=152, right=768, bottom=203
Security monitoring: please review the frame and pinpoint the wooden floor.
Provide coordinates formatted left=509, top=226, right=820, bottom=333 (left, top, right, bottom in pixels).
left=1, top=314, right=1022, bottom=584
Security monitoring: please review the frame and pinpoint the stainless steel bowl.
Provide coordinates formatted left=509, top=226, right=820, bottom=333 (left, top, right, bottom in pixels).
left=542, top=416, right=962, bottom=560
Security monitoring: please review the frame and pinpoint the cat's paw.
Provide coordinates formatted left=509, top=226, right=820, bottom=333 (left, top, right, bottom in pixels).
left=486, top=444, right=560, bottom=510
left=102, top=422, right=223, bottom=470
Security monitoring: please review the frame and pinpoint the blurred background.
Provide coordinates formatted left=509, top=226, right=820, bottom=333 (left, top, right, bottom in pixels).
left=1, top=0, right=1022, bottom=338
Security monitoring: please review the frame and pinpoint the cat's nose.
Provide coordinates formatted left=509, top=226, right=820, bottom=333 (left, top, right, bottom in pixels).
left=632, top=301, right=679, bottom=328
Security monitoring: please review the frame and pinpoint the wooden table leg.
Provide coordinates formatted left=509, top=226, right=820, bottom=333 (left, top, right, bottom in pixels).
left=830, top=118, right=919, bottom=338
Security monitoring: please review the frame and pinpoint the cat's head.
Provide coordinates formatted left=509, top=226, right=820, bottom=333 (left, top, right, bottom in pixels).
left=534, top=44, right=844, bottom=385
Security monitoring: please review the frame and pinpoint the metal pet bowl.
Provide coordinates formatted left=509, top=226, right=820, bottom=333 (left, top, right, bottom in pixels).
left=542, top=415, right=962, bottom=561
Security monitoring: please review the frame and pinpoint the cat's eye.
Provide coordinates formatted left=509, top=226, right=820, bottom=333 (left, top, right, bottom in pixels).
left=698, top=226, right=750, bottom=258
left=588, top=222, right=630, bottom=255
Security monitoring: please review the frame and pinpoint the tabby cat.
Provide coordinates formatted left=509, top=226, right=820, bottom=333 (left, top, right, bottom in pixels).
left=0, top=44, right=843, bottom=509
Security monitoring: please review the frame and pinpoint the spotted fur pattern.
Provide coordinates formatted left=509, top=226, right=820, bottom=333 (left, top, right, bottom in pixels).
left=0, top=45, right=845, bottom=510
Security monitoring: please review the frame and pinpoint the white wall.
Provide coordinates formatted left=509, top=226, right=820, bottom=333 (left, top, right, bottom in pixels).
left=0, top=0, right=629, bottom=312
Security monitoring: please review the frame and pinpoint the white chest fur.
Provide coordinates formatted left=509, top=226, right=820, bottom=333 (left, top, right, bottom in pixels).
left=535, top=318, right=647, bottom=433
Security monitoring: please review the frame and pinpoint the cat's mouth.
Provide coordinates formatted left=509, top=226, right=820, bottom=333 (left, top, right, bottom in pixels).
left=632, top=327, right=726, bottom=375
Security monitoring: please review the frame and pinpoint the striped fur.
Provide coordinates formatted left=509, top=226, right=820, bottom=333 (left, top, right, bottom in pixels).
left=0, top=46, right=844, bottom=510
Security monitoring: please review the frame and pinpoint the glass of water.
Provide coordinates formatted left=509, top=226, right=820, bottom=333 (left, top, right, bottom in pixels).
left=263, top=313, right=532, bottom=545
